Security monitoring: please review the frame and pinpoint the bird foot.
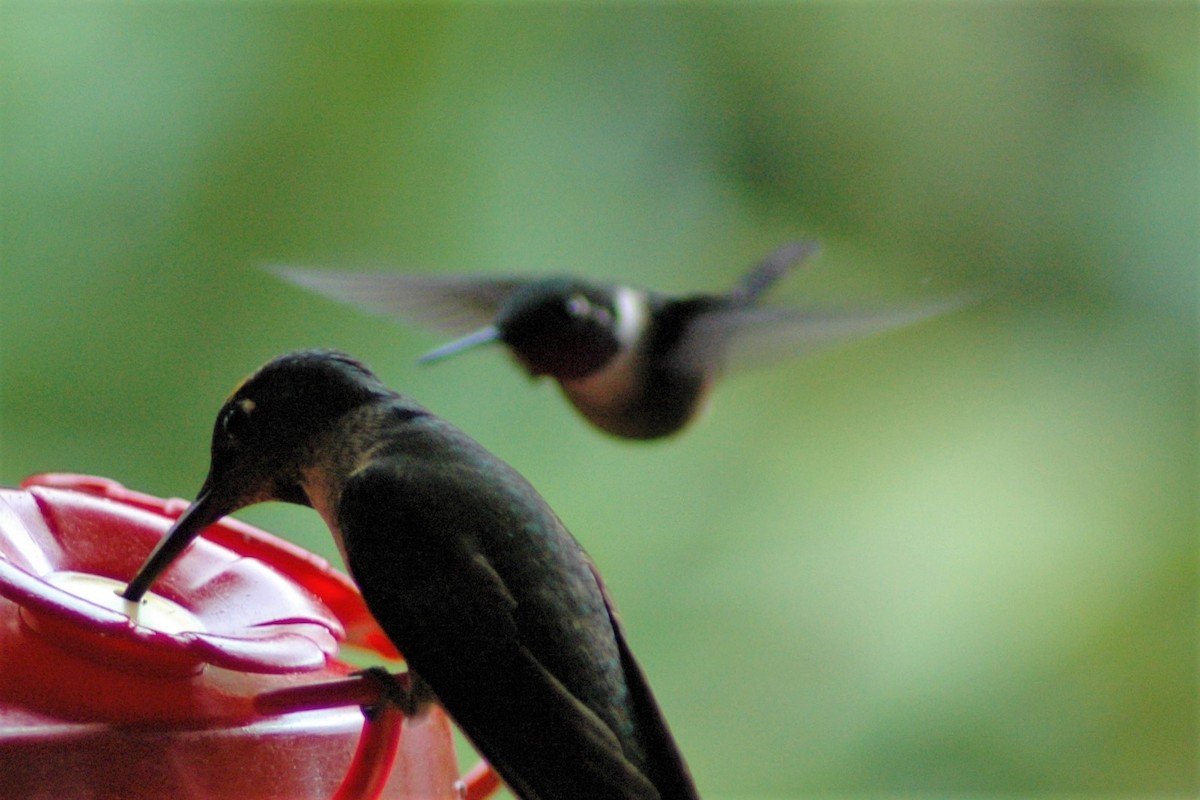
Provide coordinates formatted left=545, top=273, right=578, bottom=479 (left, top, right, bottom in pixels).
left=354, top=667, right=433, bottom=720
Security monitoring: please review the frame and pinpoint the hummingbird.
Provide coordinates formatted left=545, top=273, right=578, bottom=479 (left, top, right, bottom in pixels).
left=271, top=242, right=969, bottom=440
left=121, top=349, right=700, bottom=800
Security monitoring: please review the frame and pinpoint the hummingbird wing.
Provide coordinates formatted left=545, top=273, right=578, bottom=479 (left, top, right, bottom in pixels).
left=337, top=458, right=680, bottom=800
left=268, top=267, right=529, bottom=334
left=583, top=560, right=700, bottom=800
left=674, top=294, right=978, bottom=373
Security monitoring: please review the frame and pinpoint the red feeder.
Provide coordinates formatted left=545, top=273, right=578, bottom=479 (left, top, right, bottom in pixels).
left=0, top=473, right=499, bottom=800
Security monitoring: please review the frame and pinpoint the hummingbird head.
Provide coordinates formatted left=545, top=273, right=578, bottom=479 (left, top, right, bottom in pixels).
left=123, top=349, right=388, bottom=601
left=493, top=279, right=632, bottom=380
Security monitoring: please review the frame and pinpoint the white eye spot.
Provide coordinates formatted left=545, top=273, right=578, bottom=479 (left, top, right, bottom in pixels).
left=220, top=398, right=256, bottom=440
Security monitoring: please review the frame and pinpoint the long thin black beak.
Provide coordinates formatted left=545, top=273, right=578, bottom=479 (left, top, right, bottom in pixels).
left=417, top=324, right=502, bottom=364
left=122, top=487, right=222, bottom=602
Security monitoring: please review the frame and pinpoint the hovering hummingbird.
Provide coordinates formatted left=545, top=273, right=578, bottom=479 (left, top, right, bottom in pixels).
left=271, top=243, right=969, bottom=440
left=122, top=349, right=700, bottom=800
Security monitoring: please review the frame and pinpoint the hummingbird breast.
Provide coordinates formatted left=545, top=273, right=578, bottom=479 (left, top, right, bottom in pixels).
left=557, top=286, right=656, bottom=436
left=560, top=291, right=715, bottom=440
left=561, top=366, right=713, bottom=440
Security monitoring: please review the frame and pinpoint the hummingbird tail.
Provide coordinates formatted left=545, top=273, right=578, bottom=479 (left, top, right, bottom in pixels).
left=728, top=240, right=820, bottom=306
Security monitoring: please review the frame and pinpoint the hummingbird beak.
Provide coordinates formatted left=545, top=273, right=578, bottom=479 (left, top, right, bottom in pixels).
left=122, top=485, right=226, bottom=602
left=417, top=324, right=502, bottom=364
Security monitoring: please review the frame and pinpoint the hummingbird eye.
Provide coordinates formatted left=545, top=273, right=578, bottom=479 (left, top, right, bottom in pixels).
left=565, top=294, right=591, bottom=318
left=219, top=398, right=256, bottom=442
left=565, top=293, right=612, bottom=327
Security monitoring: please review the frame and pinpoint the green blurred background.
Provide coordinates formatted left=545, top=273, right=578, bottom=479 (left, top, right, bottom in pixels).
left=3, top=4, right=1196, bottom=797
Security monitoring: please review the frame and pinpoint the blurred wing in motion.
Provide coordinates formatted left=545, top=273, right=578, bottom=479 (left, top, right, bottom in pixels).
left=269, top=267, right=529, bottom=334
left=676, top=292, right=980, bottom=373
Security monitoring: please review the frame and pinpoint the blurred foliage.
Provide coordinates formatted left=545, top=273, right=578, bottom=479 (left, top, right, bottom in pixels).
left=2, top=4, right=1196, bottom=798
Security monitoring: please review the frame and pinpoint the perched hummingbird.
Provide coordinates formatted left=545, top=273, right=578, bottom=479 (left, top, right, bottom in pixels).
left=272, top=242, right=967, bottom=440
left=122, top=349, right=700, bottom=800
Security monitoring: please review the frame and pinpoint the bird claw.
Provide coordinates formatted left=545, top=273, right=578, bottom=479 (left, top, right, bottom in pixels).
left=354, top=667, right=432, bottom=720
